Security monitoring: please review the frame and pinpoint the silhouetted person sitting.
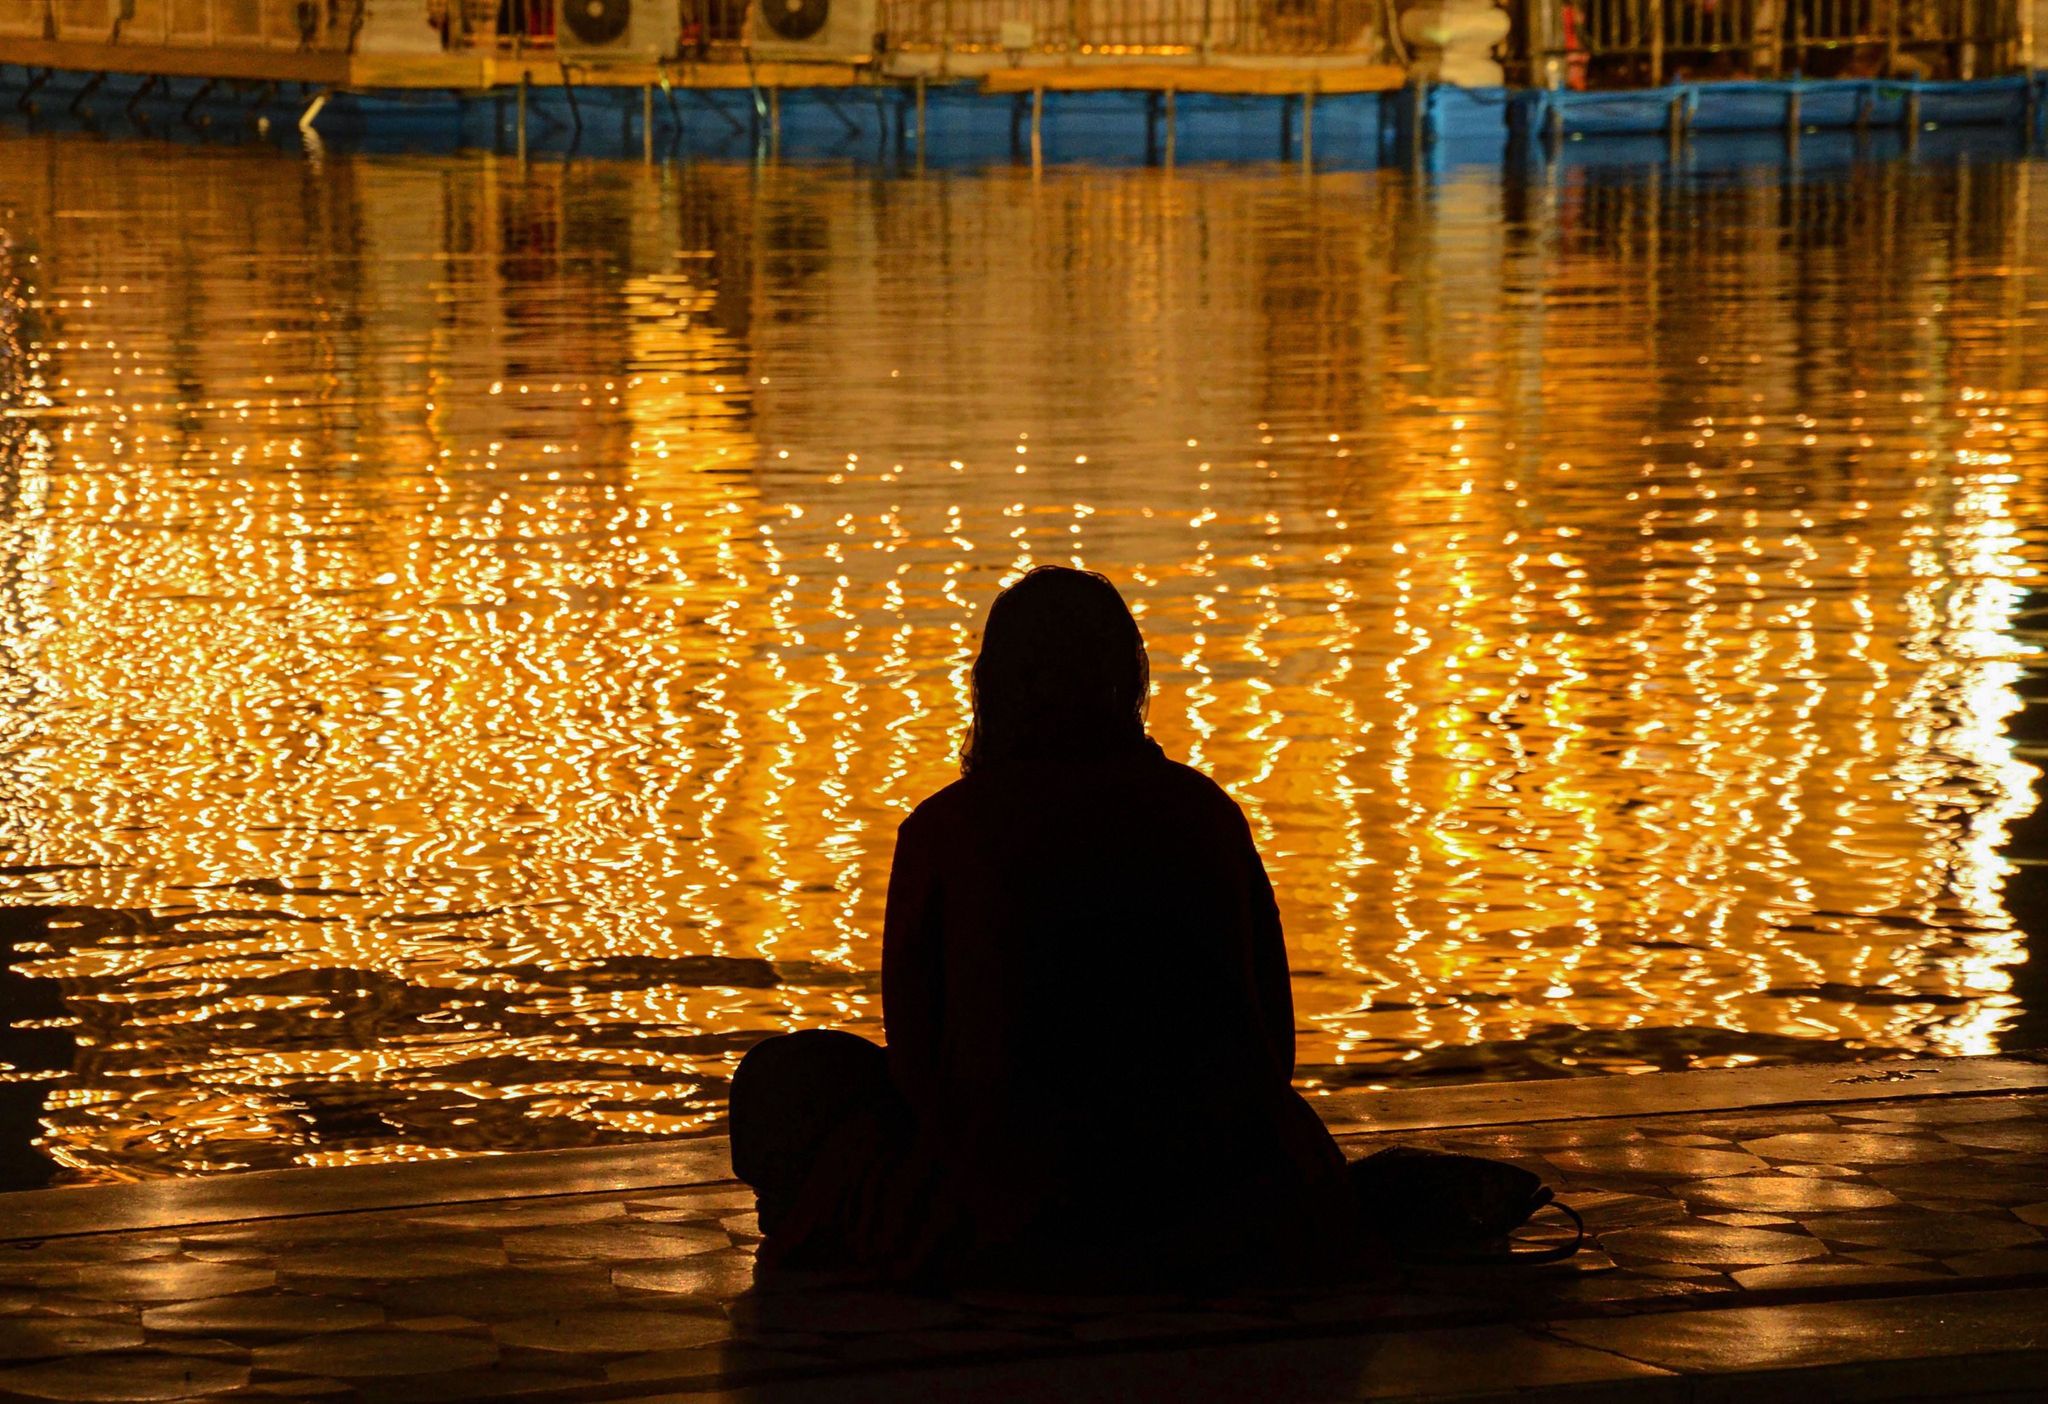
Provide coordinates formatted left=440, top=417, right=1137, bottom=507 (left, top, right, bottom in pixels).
left=729, top=566, right=1372, bottom=1288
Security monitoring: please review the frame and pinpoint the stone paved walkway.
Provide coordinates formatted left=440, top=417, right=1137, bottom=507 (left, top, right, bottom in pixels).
left=1, top=1054, right=2044, bottom=1402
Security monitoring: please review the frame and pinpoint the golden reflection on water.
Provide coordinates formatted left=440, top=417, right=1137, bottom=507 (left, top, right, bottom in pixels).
left=1, top=136, right=2045, bottom=1181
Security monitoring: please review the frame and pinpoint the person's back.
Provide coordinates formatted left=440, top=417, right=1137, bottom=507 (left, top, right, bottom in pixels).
left=731, top=567, right=1365, bottom=1288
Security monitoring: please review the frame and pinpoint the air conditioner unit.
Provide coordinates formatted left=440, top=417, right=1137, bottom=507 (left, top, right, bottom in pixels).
left=556, top=0, right=677, bottom=60
left=747, top=0, right=876, bottom=64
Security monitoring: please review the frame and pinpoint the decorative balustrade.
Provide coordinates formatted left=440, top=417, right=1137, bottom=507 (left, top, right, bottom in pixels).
left=1532, top=0, right=2025, bottom=84
left=0, top=0, right=360, bottom=47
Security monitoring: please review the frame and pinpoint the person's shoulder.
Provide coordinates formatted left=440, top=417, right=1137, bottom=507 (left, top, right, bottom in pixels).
left=899, top=777, right=972, bottom=837
left=1151, top=753, right=1250, bottom=824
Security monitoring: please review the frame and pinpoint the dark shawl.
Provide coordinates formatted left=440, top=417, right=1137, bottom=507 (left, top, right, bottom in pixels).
left=784, top=739, right=1366, bottom=1286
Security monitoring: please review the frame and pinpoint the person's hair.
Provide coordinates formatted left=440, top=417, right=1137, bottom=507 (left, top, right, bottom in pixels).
left=960, top=566, right=1150, bottom=774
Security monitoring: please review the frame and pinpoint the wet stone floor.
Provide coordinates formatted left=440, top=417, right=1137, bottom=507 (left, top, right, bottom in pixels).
left=1, top=1063, right=2046, bottom=1402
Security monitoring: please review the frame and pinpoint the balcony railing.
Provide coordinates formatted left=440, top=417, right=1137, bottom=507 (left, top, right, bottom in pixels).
left=1539, top=0, right=2024, bottom=85
left=0, top=0, right=360, bottom=46
left=876, top=0, right=1392, bottom=55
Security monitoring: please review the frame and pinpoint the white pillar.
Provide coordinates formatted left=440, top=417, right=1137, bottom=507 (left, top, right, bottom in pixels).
left=1399, top=0, right=1513, bottom=88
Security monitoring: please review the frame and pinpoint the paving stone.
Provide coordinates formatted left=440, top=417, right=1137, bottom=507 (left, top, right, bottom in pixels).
left=252, top=1328, right=499, bottom=1377
left=1935, top=1121, right=2048, bottom=1153
left=44, top=1260, right=276, bottom=1303
left=174, top=1244, right=270, bottom=1265
left=280, top=1243, right=509, bottom=1279
left=613, top=1252, right=758, bottom=1299
left=0, top=1317, right=146, bottom=1363
left=377, top=1269, right=621, bottom=1320
left=1841, top=1100, right=2035, bottom=1125
left=1698, top=1212, right=1795, bottom=1227
left=1937, top=1245, right=2048, bottom=1276
left=150, top=1337, right=248, bottom=1361
left=626, top=1190, right=758, bottom=1213
left=1977, top=1148, right=2048, bottom=1167
left=1845, top=1249, right=1937, bottom=1266
left=1674, top=1174, right=1900, bottom=1213
left=1536, top=1144, right=1768, bottom=1178
left=502, top=1224, right=729, bottom=1260
left=140, top=1295, right=384, bottom=1336
left=1870, top=1166, right=2048, bottom=1204
left=604, top=1342, right=827, bottom=1383
left=1774, top=1163, right=1859, bottom=1178
left=1738, top=1132, right=1969, bottom=1165
left=28, top=1297, right=133, bottom=1319
left=728, top=1289, right=968, bottom=1334
left=0, top=1352, right=249, bottom=1401
left=1542, top=1272, right=1736, bottom=1306
left=1729, top=1261, right=1944, bottom=1290
left=493, top=1307, right=733, bottom=1353
left=0, top=1241, right=172, bottom=1269
left=1598, top=1223, right=1827, bottom=1265
left=356, top=1365, right=589, bottom=1400
left=1688, top=1112, right=1844, bottom=1136
left=414, top=1201, right=627, bottom=1230
left=225, top=1220, right=418, bottom=1250
left=1322, top=1322, right=1680, bottom=1394
left=1443, top=1124, right=1645, bottom=1149
left=1647, top=1134, right=1736, bottom=1147
left=1629, top=1263, right=1725, bottom=1279
left=1549, top=1286, right=2048, bottom=1372
left=1800, top=1211, right=2041, bottom=1254
left=636, top=1210, right=731, bottom=1226
left=245, top=1378, right=351, bottom=1395
left=392, top=1316, right=490, bottom=1334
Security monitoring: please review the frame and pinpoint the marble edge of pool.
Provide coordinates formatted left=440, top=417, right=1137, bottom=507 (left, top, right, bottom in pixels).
left=3, top=1052, right=2043, bottom=1244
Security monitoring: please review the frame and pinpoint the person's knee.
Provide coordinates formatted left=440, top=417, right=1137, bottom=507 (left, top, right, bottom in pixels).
left=734, top=1029, right=884, bottom=1095
left=729, top=1030, right=890, bottom=1187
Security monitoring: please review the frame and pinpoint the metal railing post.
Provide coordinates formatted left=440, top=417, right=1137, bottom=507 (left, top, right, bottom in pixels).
left=1528, top=0, right=1563, bottom=88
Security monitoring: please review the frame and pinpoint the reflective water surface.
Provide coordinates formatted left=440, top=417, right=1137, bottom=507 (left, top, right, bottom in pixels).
left=2, top=133, right=2046, bottom=1183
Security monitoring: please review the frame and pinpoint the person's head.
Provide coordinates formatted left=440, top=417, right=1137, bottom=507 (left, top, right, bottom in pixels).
left=961, top=566, right=1149, bottom=774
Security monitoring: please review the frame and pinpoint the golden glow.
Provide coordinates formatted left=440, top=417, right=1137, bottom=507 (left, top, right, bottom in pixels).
left=0, top=139, right=2043, bottom=1181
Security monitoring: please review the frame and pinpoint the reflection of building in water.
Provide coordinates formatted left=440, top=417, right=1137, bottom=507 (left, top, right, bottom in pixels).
left=0, top=136, right=2044, bottom=1181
